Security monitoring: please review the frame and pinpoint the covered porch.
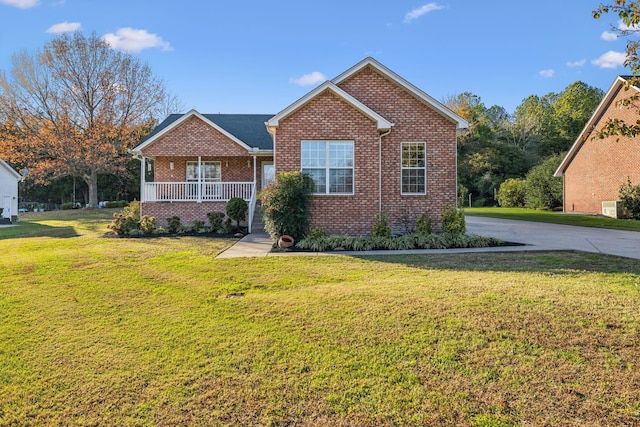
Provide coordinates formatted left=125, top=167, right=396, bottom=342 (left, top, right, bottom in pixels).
left=138, top=155, right=274, bottom=233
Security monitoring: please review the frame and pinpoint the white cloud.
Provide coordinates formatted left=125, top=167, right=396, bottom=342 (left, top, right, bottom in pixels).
left=404, top=3, right=445, bottom=23
left=46, top=21, right=80, bottom=34
left=592, top=50, right=626, bottom=68
left=0, top=0, right=38, bottom=8
left=539, top=69, right=555, bottom=78
left=601, top=31, right=618, bottom=41
left=618, top=19, right=640, bottom=33
left=566, top=59, right=586, bottom=67
left=289, top=71, right=326, bottom=86
left=101, top=28, right=172, bottom=53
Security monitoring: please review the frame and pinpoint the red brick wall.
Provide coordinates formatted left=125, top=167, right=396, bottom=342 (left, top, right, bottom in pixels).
left=154, top=156, right=272, bottom=184
left=143, top=116, right=249, bottom=157
left=563, top=84, right=640, bottom=214
left=275, top=90, right=382, bottom=235
left=275, top=64, right=458, bottom=235
left=141, top=201, right=227, bottom=228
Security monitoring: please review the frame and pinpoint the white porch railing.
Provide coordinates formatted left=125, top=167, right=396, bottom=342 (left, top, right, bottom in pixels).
left=143, top=181, right=255, bottom=203
left=143, top=181, right=258, bottom=233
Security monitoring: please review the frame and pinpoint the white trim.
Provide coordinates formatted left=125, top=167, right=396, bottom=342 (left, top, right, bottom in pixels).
left=267, top=81, right=393, bottom=131
left=555, top=76, right=638, bottom=177
left=132, top=109, right=254, bottom=154
left=400, top=141, right=427, bottom=195
left=0, top=158, right=22, bottom=181
left=332, top=57, right=469, bottom=130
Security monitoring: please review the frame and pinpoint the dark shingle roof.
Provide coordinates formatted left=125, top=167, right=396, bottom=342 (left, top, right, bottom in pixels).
left=204, top=114, right=273, bottom=150
left=136, top=113, right=273, bottom=151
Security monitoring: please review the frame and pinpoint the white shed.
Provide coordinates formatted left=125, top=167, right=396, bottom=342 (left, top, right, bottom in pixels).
left=0, top=158, right=21, bottom=222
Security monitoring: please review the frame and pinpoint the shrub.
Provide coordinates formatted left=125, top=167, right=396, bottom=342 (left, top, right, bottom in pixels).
left=192, top=220, right=207, bottom=233
left=372, top=212, right=392, bottom=237
left=166, top=215, right=181, bottom=234
left=297, top=232, right=501, bottom=252
left=261, top=171, right=314, bottom=241
left=226, top=197, right=248, bottom=230
left=309, top=226, right=327, bottom=239
left=497, top=178, right=527, bottom=207
left=107, top=201, right=141, bottom=236
left=525, top=155, right=563, bottom=209
left=207, top=211, right=226, bottom=231
left=416, top=213, right=432, bottom=235
left=441, top=205, right=466, bottom=235
left=139, top=215, right=156, bottom=234
left=619, top=177, right=640, bottom=219
left=61, top=202, right=74, bottom=210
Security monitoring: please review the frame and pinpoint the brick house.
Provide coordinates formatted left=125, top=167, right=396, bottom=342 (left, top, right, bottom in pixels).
left=555, top=75, right=640, bottom=216
left=132, top=57, right=468, bottom=234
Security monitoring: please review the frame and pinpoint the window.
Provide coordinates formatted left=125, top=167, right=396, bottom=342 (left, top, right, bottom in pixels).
left=186, top=161, right=221, bottom=182
left=401, top=142, right=426, bottom=194
left=301, top=141, right=354, bottom=194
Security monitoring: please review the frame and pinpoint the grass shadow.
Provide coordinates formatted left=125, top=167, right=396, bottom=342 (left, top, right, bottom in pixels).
left=0, top=222, right=80, bottom=240
left=354, top=250, right=640, bottom=276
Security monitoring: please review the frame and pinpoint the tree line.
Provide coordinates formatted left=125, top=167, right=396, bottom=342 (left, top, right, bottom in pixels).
left=444, top=82, right=604, bottom=208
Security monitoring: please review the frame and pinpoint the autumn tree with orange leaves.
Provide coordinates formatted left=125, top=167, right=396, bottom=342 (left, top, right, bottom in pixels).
left=0, top=31, right=175, bottom=207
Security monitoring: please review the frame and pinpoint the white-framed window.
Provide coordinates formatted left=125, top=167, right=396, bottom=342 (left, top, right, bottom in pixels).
left=186, top=161, right=221, bottom=182
left=301, top=140, right=354, bottom=194
left=401, top=142, right=426, bottom=194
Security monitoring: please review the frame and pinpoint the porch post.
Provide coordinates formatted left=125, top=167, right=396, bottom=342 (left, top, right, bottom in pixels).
left=197, top=156, right=202, bottom=203
left=253, top=156, right=257, bottom=185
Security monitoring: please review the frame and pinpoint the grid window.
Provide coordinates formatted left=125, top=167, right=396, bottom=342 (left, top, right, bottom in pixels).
left=401, top=142, right=426, bottom=194
left=301, top=141, right=354, bottom=194
left=186, top=161, right=221, bottom=182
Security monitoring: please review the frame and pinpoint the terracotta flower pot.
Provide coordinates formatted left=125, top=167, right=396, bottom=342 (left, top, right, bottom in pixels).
left=278, top=235, right=294, bottom=248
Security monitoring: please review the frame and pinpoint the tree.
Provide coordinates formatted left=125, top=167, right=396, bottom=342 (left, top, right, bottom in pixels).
left=594, top=1, right=640, bottom=139
left=0, top=31, right=174, bottom=207
left=525, top=155, right=564, bottom=210
left=497, top=178, right=527, bottom=208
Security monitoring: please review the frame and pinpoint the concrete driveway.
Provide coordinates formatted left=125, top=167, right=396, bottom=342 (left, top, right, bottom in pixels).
left=466, top=216, right=640, bottom=260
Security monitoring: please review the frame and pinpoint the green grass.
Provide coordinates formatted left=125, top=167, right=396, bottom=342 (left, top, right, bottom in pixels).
left=465, top=207, right=640, bottom=231
left=1, top=211, right=640, bottom=425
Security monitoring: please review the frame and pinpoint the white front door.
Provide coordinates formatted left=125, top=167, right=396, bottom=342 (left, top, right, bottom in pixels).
left=262, top=162, right=274, bottom=190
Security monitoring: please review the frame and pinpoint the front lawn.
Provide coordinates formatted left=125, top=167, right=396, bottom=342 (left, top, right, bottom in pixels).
left=465, top=207, right=640, bottom=232
left=1, top=211, right=639, bottom=425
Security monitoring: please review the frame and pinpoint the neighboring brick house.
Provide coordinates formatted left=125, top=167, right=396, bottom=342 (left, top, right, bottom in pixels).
left=133, top=57, right=468, bottom=234
left=555, top=75, right=640, bottom=216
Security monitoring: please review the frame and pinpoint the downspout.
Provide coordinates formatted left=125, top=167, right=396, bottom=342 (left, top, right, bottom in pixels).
left=378, top=129, right=391, bottom=213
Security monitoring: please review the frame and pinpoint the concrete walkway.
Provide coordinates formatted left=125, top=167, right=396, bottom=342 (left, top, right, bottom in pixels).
left=216, top=216, right=640, bottom=260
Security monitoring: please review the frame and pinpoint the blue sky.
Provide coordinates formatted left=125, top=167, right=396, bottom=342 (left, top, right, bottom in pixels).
left=0, top=0, right=632, bottom=115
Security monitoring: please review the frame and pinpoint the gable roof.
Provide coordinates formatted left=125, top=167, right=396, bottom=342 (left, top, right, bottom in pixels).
left=0, top=158, right=22, bottom=181
left=132, top=110, right=274, bottom=154
left=332, top=57, right=469, bottom=130
left=266, top=81, right=393, bottom=130
left=555, top=75, right=638, bottom=177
